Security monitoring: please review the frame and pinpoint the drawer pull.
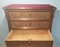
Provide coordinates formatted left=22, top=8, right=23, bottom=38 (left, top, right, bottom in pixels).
left=29, top=14, right=31, bottom=17
left=28, top=23, right=32, bottom=26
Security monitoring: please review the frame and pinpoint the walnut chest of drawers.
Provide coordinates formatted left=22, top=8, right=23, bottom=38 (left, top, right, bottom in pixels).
left=3, top=4, right=56, bottom=47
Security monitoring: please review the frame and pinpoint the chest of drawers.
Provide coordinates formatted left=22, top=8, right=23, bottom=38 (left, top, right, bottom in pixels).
left=3, top=4, right=56, bottom=47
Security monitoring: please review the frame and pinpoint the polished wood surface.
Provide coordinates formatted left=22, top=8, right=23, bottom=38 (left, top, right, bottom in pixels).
left=8, top=11, right=51, bottom=21
left=6, top=30, right=53, bottom=41
left=11, top=21, right=50, bottom=29
left=3, top=4, right=56, bottom=47
left=6, top=30, right=53, bottom=47
left=4, top=4, right=56, bottom=30
left=3, top=4, right=56, bottom=9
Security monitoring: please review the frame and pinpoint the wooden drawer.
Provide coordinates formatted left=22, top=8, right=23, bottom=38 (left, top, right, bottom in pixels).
left=6, top=41, right=52, bottom=47
left=8, top=11, right=51, bottom=21
left=10, top=21, right=50, bottom=29
left=31, top=41, right=52, bottom=47
left=31, top=12, right=51, bottom=20
left=5, top=30, right=53, bottom=47
left=6, top=41, right=29, bottom=47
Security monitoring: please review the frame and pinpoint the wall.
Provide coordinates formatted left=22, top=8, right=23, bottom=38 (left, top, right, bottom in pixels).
left=0, top=0, right=60, bottom=47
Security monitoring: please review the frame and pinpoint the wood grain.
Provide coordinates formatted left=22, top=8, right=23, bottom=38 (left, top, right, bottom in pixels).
left=6, top=30, right=53, bottom=41
left=11, top=21, right=50, bottom=29
left=3, top=4, right=56, bottom=47
left=8, top=11, right=51, bottom=21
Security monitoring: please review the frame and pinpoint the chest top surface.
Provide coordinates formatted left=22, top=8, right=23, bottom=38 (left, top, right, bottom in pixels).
left=3, top=4, right=56, bottom=10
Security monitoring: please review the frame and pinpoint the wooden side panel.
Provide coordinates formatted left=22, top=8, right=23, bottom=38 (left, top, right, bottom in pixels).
left=4, top=10, right=11, bottom=31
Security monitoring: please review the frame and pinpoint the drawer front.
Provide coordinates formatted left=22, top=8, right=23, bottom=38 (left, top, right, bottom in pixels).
left=31, top=12, right=51, bottom=20
left=8, top=11, right=51, bottom=20
left=31, top=41, right=53, bottom=47
left=6, top=30, right=53, bottom=47
left=8, top=11, right=29, bottom=19
left=6, top=41, right=52, bottom=47
left=11, top=21, right=50, bottom=29
left=6, top=45, right=28, bottom=47
left=6, top=41, right=30, bottom=47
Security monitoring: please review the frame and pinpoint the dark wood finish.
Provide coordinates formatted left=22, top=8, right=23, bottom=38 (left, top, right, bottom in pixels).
left=3, top=4, right=56, bottom=47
